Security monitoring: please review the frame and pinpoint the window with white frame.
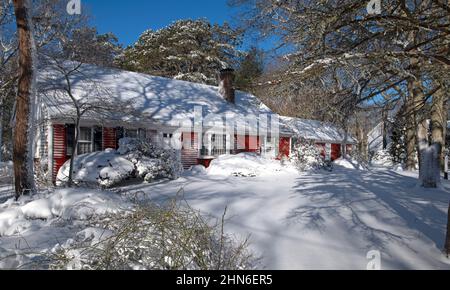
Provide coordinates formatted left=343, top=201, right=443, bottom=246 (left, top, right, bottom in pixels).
left=77, top=127, right=93, bottom=155
left=201, top=134, right=228, bottom=156
left=162, top=133, right=174, bottom=148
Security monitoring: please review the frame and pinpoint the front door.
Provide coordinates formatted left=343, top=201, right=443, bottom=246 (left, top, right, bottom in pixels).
left=278, top=137, right=290, bottom=159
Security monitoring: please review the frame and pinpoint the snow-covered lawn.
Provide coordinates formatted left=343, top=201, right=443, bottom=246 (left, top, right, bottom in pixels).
left=122, top=160, right=450, bottom=270
left=0, top=155, right=449, bottom=269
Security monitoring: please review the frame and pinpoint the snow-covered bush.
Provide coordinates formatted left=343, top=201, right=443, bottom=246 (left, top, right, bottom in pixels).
left=48, top=199, right=256, bottom=270
left=56, top=150, right=135, bottom=188
left=56, top=138, right=183, bottom=188
left=118, top=138, right=183, bottom=181
left=371, top=149, right=394, bottom=167
left=290, top=138, right=325, bottom=172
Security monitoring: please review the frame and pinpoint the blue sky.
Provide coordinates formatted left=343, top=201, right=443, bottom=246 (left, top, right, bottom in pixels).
left=83, top=0, right=243, bottom=47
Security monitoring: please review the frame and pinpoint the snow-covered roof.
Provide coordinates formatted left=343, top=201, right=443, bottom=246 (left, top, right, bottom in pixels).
left=37, top=61, right=353, bottom=143
left=37, top=62, right=273, bottom=128
left=279, top=116, right=357, bottom=144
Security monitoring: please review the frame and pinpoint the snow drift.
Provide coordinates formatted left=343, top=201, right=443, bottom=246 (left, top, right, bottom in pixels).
left=206, top=153, right=294, bottom=177
left=0, top=188, right=130, bottom=236
left=334, top=157, right=368, bottom=170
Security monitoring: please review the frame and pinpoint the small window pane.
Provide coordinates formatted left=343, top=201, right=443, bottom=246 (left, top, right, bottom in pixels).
left=79, top=127, right=92, bottom=141
left=78, top=142, right=92, bottom=155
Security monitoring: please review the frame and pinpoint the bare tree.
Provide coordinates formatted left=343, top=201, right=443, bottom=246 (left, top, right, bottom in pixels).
left=40, top=58, right=137, bottom=187
left=233, top=0, right=450, bottom=183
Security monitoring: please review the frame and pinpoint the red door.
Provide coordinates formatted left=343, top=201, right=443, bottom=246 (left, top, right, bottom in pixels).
left=103, top=127, right=117, bottom=150
left=331, top=144, right=341, bottom=161
left=278, top=137, right=290, bottom=159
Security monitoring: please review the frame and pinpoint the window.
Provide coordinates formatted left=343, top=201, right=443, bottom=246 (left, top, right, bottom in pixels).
left=163, top=133, right=173, bottom=138
left=66, top=126, right=94, bottom=156
left=125, top=129, right=138, bottom=139
left=77, top=127, right=93, bottom=155
left=201, top=134, right=228, bottom=156
left=162, top=133, right=174, bottom=148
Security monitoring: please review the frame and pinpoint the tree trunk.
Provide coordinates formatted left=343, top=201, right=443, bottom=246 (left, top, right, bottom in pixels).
left=405, top=78, right=417, bottom=171
left=68, top=118, right=80, bottom=187
left=417, top=119, right=432, bottom=186
left=12, top=0, right=36, bottom=199
left=446, top=202, right=450, bottom=257
left=431, top=88, right=447, bottom=179
left=382, top=109, right=388, bottom=150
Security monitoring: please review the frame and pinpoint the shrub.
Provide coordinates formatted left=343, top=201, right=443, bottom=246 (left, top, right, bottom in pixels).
left=47, top=195, right=256, bottom=270
left=290, top=137, right=325, bottom=172
left=118, top=138, right=183, bottom=181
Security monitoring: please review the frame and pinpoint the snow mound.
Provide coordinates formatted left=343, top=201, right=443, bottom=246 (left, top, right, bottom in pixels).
left=207, top=153, right=291, bottom=177
left=334, top=158, right=367, bottom=170
left=184, top=165, right=208, bottom=176
left=0, top=188, right=130, bottom=236
left=56, top=151, right=135, bottom=188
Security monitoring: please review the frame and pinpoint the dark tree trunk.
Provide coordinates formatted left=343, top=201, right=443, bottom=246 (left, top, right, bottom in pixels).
left=68, top=117, right=80, bottom=187
left=12, top=0, right=35, bottom=199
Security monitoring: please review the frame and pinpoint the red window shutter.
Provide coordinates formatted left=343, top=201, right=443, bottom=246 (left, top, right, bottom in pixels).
left=52, top=124, right=67, bottom=182
left=103, top=127, right=117, bottom=150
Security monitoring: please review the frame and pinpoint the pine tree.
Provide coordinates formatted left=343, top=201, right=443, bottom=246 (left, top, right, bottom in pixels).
left=116, top=19, right=243, bottom=85
left=235, top=46, right=264, bottom=91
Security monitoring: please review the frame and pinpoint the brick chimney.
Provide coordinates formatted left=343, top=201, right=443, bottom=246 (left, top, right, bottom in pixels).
left=218, top=68, right=235, bottom=104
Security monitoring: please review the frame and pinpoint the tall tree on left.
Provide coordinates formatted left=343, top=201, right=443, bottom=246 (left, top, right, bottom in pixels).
left=12, top=0, right=36, bottom=199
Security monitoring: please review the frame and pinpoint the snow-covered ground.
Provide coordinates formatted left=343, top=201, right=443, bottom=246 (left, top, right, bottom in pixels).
left=0, top=156, right=449, bottom=269
left=123, top=157, right=450, bottom=270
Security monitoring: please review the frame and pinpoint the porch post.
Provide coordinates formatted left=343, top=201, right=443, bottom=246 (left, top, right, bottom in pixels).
left=207, top=133, right=212, bottom=156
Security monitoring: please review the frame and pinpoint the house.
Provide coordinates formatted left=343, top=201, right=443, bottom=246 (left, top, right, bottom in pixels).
left=33, top=61, right=356, bottom=183
left=368, top=120, right=393, bottom=156
left=281, top=116, right=356, bottom=160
